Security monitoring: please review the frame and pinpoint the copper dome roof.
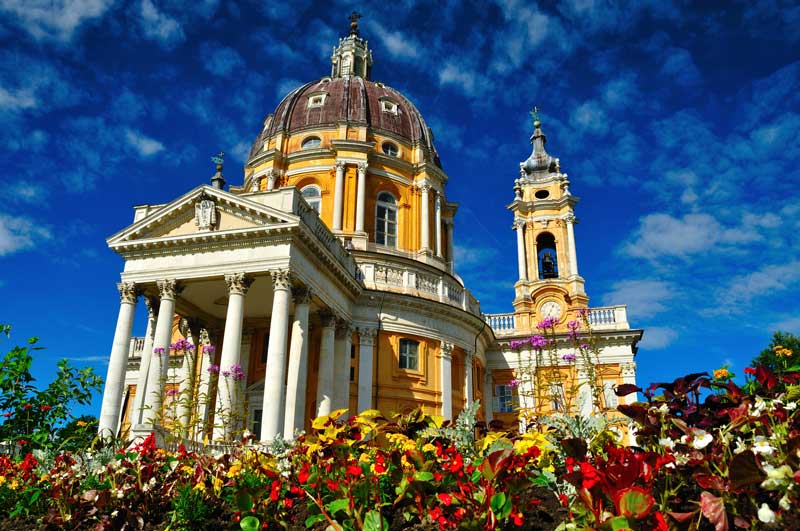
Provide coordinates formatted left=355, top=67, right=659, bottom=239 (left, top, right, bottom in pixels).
left=248, top=76, right=441, bottom=167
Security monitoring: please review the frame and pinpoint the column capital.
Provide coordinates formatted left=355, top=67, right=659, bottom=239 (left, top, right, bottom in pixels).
left=464, top=350, right=474, bottom=364
left=356, top=161, right=367, bottom=173
left=225, top=272, right=254, bottom=296
left=318, top=310, right=337, bottom=328
left=620, top=361, right=637, bottom=376
left=419, top=183, right=432, bottom=193
left=144, top=295, right=159, bottom=318
left=157, top=279, right=183, bottom=301
left=357, top=326, right=377, bottom=345
left=291, top=286, right=312, bottom=305
left=334, top=160, right=346, bottom=171
left=440, top=341, right=454, bottom=359
left=512, top=218, right=526, bottom=230
left=270, top=269, right=292, bottom=291
left=117, top=282, right=140, bottom=304
left=335, top=319, right=354, bottom=338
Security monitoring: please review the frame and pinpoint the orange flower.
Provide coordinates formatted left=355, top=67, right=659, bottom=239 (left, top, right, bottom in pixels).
left=713, top=368, right=730, bottom=380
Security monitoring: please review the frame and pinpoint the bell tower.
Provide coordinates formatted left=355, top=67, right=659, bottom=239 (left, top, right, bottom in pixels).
left=330, top=11, right=374, bottom=79
left=509, top=108, right=588, bottom=328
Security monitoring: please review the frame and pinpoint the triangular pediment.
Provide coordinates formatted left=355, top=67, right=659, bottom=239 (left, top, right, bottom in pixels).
left=108, top=186, right=299, bottom=247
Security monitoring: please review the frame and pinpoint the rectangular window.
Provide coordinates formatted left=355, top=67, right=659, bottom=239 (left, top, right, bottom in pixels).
left=399, top=339, right=419, bottom=370
left=549, top=382, right=566, bottom=412
left=252, top=409, right=263, bottom=436
left=494, top=384, right=515, bottom=413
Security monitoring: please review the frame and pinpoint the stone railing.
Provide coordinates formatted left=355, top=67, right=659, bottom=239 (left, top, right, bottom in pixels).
left=484, top=305, right=630, bottom=336
left=357, top=260, right=482, bottom=317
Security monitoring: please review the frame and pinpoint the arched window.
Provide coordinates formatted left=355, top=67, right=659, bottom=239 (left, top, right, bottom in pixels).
left=301, top=185, right=321, bottom=213
left=376, top=191, right=397, bottom=247
left=399, top=339, right=419, bottom=370
left=301, top=136, right=321, bottom=149
left=381, top=141, right=399, bottom=157
left=537, top=232, right=558, bottom=279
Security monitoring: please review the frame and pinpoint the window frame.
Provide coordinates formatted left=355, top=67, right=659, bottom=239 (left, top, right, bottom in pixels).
left=300, top=184, right=322, bottom=214
left=307, top=92, right=328, bottom=109
left=381, top=141, right=399, bottom=157
left=301, top=136, right=322, bottom=150
left=375, top=191, right=398, bottom=247
left=398, top=338, right=419, bottom=371
left=494, top=384, right=515, bottom=413
left=549, top=382, right=566, bottom=412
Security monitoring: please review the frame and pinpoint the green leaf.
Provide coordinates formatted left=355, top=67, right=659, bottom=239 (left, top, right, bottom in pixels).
left=607, top=515, right=632, bottom=530
left=326, top=498, right=350, bottom=515
left=490, top=492, right=507, bottom=514
left=617, top=487, right=655, bottom=519
left=470, top=469, right=482, bottom=483
left=363, top=510, right=388, bottom=531
left=305, top=514, right=327, bottom=527
left=413, top=471, right=434, bottom=482
left=239, top=516, right=260, bottom=531
left=235, top=490, right=254, bottom=512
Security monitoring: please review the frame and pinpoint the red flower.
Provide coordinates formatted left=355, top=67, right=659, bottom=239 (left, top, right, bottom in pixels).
left=654, top=512, right=668, bottom=531
left=511, top=512, right=524, bottom=526
left=17, top=439, right=27, bottom=446
left=446, top=453, right=463, bottom=473
left=297, top=462, right=310, bottom=484
left=374, top=453, right=387, bottom=473
left=429, top=507, right=442, bottom=521
left=433, top=472, right=443, bottom=482
left=283, top=497, right=293, bottom=509
left=269, top=480, right=281, bottom=502
left=438, top=493, right=453, bottom=506
left=346, top=464, right=362, bottom=477
left=40, top=405, right=52, bottom=412
left=580, top=461, right=602, bottom=490
left=22, top=403, right=32, bottom=410
left=2, top=412, right=11, bottom=418
left=558, top=493, right=569, bottom=507
left=326, top=479, right=339, bottom=490
left=744, top=367, right=757, bottom=375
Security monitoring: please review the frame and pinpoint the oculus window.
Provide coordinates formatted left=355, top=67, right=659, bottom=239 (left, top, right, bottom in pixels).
left=382, top=141, right=399, bottom=157
left=301, top=185, right=322, bottom=214
left=376, top=191, right=397, bottom=247
left=399, top=338, right=419, bottom=370
left=301, top=136, right=321, bottom=149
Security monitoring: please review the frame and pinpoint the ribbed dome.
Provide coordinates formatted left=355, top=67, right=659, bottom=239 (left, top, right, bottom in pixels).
left=248, top=76, right=441, bottom=167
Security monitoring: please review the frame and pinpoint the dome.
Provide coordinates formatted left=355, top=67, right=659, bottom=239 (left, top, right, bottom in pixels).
left=247, top=20, right=441, bottom=167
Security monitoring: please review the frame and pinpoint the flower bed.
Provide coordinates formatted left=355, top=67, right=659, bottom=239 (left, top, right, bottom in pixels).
left=0, top=363, right=797, bottom=530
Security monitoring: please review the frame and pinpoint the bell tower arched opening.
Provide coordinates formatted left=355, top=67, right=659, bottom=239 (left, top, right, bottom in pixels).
left=536, top=232, right=558, bottom=279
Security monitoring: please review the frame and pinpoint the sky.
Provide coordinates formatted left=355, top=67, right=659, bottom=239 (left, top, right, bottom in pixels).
left=1, top=0, right=799, bottom=415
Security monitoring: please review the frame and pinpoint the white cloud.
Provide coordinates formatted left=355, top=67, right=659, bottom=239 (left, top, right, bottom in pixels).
left=772, top=316, right=800, bottom=334
left=660, top=47, right=702, bottom=86
left=139, top=0, right=184, bottom=48
left=0, top=214, right=52, bottom=256
left=275, top=79, right=303, bottom=101
left=454, top=244, right=499, bottom=268
left=10, top=181, right=47, bottom=203
left=570, top=101, right=609, bottom=135
left=713, top=261, right=800, bottom=312
left=201, top=43, right=245, bottom=76
left=621, top=213, right=758, bottom=261
left=366, top=21, right=420, bottom=62
left=0, top=0, right=112, bottom=42
left=601, top=279, right=672, bottom=319
left=0, top=87, right=37, bottom=110
left=125, top=128, right=164, bottom=157
left=639, top=326, right=678, bottom=349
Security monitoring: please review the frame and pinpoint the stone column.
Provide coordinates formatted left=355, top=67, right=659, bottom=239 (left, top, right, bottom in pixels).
left=214, top=273, right=253, bottom=440
left=531, top=240, right=540, bottom=281
left=131, top=296, right=157, bottom=426
left=420, top=184, right=431, bottom=252
left=484, top=368, right=493, bottom=424
left=332, top=161, right=345, bottom=231
left=464, top=350, right=474, bottom=406
left=251, top=174, right=262, bottom=192
left=357, top=327, right=376, bottom=413
left=566, top=215, right=579, bottom=277
left=261, top=269, right=292, bottom=441
left=445, top=219, right=455, bottom=273
left=266, top=169, right=279, bottom=191
left=434, top=193, right=443, bottom=257
left=176, top=318, right=204, bottom=435
left=515, top=219, right=527, bottom=281
left=316, top=312, right=337, bottom=417
left=196, top=328, right=217, bottom=434
left=333, top=321, right=353, bottom=411
left=355, top=162, right=367, bottom=232
left=283, top=287, right=311, bottom=438
left=440, top=342, right=453, bottom=421
left=142, top=279, right=181, bottom=427
left=98, top=282, right=139, bottom=438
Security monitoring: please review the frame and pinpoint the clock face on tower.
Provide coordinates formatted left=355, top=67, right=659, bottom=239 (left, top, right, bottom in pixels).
left=540, top=301, right=562, bottom=320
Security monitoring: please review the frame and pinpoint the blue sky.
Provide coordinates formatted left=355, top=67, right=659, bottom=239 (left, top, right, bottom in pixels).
left=1, top=0, right=799, bottom=414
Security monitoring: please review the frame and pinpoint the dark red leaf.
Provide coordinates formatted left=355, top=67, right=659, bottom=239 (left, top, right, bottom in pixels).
left=614, top=384, right=642, bottom=397
left=694, top=474, right=726, bottom=491
left=755, top=366, right=777, bottom=390
left=668, top=511, right=697, bottom=523
left=729, top=450, right=764, bottom=491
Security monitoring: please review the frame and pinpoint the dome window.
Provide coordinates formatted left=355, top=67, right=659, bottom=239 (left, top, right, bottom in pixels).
left=380, top=98, right=399, bottom=115
left=307, top=92, right=328, bottom=109
left=301, top=185, right=321, bottom=214
left=301, top=136, right=322, bottom=150
left=399, top=339, right=419, bottom=370
left=381, top=142, right=399, bottom=157
left=376, top=191, right=398, bottom=247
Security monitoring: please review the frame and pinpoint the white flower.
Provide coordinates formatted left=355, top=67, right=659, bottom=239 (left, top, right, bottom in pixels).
left=659, top=437, right=675, bottom=450
left=752, top=397, right=767, bottom=416
left=785, top=401, right=797, bottom=411
left=733, top=438, right=747, bottom=454
left=758, top=503, right=776, bottom=524
left=780, top=495, right=791, bottom=511
left=752, top=436, right=776, bottom=456
left=691, top=429, right=713, bottom=450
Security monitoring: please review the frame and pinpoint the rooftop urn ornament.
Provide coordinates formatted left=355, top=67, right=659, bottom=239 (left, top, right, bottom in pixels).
left=210, top=151, right=226, bottom=190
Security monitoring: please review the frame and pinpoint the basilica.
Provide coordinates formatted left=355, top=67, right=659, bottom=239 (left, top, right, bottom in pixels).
left=98, top=17, right=642, bottom=442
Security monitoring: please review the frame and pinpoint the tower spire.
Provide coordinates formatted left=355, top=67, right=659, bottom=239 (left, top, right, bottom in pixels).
left=520, top=106, right=558, bottom=177
left=330, top=12, right=373, bottom=79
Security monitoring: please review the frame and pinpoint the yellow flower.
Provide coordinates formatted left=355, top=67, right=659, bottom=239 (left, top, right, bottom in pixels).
left=359, top=453, right=372, bottom=464
left=212, top=476, right=223, bottom=495
left=76, top=420, right=88, bottom=428
left=422, top=443, right=437, bottom=454
left=193, top=481, right=206, bottom=493
left=0, top=476, right=6, bottom=485
left=9, top=480, right=19, bottom=491
left=713, top=368, right=730, bottom=380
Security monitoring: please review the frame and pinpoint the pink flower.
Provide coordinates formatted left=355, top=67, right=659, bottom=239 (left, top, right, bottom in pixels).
left=202, top=345, right=216, bottom=354
left=207, top=364, right=220, bottom=375
left=562, top=353, right=577, bottom=362
left=508, top=379, right=519, bottom=388
left=153, top=347, right=166, bottom=355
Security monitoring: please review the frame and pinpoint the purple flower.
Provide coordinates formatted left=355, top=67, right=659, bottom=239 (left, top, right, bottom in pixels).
left=170, top=338, right=195, bottom=352
left=508, top=379, right=519, bottom=388
left=202, top=345, right=216, bottom=354
left=579, top=343, right=590, bottom=350
left=166, top=388, right=179, bottom=397
left=567, top=320, right=580, bottom=330
left=207, top=364, right=220, bottom=375
left=536, top=317, right=559, bottom=329
left=509, top=340, right=523, bottom=350
left=226, top=364, right=246, bottom=381
left=561, top=353, right=577, bottom=362
left=530, top=335, right=548, bottom=349
left=221, top=370, right=230, bottom=378
left=153, top=347, right=166, bottom=355
left=577, top=308, right=589, bottom=318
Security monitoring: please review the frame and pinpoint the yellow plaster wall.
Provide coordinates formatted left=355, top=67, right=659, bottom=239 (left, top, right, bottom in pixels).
left=374, top=331, right=441, bottom=416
